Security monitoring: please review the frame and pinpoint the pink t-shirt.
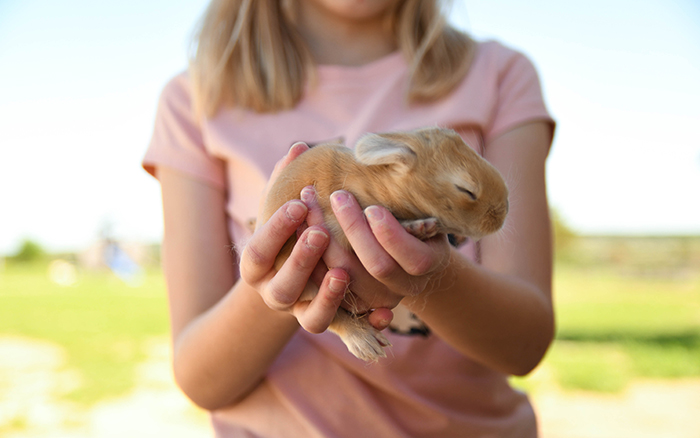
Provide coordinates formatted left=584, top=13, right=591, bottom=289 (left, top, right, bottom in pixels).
left=144, top=40, right=553, bottom=438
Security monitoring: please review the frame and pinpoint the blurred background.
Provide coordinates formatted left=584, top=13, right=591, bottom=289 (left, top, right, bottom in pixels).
left=1, top=1, right=698, bottom=437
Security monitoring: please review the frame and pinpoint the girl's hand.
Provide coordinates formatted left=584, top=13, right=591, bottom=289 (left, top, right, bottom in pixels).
left=240, top=143, right=348, bottom=334
left=304, top=188, right=453, bottom=314
left=240, top=144, right=392, bottom=334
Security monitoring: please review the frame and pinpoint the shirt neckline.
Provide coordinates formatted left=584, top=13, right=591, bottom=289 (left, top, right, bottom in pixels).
left=316, top=51, right=406, bottom=83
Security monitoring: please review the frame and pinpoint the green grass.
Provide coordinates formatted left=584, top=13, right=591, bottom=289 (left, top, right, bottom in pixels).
left=0, top=262, right=169, bottom=405
left=2, top=257, right=700, bottom=406
left=544, top=342, right=632, bottom=392
left=526, top=265, right=700, bottom=393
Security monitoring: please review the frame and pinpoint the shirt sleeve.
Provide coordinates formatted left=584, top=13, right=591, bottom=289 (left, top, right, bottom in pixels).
left=142, top=73, right=226, bottom=190
left=484, top=50, right=555, bottom=145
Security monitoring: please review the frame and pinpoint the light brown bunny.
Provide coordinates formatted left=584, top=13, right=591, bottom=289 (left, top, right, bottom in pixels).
left=259, top=127, right=509, bottom=361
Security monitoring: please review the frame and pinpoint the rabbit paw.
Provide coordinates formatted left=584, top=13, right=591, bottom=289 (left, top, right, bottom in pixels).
left=401, top=217, right=439, bottom=240
left=342, top=326, right=391, bottom=362
left=329, top=310, right=392, bottom=362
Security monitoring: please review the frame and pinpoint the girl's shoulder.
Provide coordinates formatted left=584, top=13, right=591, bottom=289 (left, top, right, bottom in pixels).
left=470, top=39, right=540, bottom=80
left=157, top=71, right=193, bottom=111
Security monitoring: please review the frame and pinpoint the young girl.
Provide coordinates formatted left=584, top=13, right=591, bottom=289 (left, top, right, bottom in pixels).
left=143, top=0, right=555, bottom=436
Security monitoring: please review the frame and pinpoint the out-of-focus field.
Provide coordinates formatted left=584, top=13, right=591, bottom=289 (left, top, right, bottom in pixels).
left=0, top=264, right=169, bottom=404
left=517, top=264, right=700, bottom=394
left=520, top=236, right=700, bottom=391
left=1, top=235, right=699, bottom=437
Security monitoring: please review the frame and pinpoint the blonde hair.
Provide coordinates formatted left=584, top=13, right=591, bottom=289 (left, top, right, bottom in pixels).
left=190, top=0, right=474, bottom=116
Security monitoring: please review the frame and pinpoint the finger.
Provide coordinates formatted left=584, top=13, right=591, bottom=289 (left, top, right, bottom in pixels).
left=271, top=142, right=308, bottom=180
left=264, top=226, right=329, bottom=310
left=300, top=185, right=328, bottom=228
left=299, top=186, right=370, bottom=310
left=365, top=205, right=449, bottom=276
left=257, top=143, right=310, bottom=223
left=295, top=268, right=349, bottom=334
left=240, top=200, right=308, bottom=285
left=303, top=185, right=371, bottom=303
left=318, top=232, right=402, bottom=312
left=295, top=186, right=330, bottom=292
left=330, top=191, right=404, bottom=285
left=367, top=307, right=394, bottom=331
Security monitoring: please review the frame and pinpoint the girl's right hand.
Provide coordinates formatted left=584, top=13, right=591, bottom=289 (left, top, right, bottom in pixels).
left=239, top=143, right=351, bottom=334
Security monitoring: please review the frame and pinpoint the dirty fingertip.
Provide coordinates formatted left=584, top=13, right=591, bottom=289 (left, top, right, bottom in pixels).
left=369, top=308, right=394, bottom=330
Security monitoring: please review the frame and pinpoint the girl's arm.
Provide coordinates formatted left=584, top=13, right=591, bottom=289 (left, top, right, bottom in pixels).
left=327, top=121, right=555, bottom=375
left=405, top=121, right=555, bottom=375
left=158, top=146, right=352, bottom=410
left=158, top=165, right=296, bottom=410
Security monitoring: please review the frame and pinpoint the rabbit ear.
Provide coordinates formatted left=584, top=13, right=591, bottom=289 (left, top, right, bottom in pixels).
left=354, top=133, right=417, bottom=173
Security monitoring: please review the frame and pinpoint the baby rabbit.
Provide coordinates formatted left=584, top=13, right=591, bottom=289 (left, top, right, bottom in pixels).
left=259, top=127, right=509, bottom=362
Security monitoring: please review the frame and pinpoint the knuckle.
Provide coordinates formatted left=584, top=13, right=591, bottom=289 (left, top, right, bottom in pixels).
left=405, top=253, right=434, bottom=276
left=267, top=217, right=294, bottom=241
left=264, top=283, right=295, bottom=310
left=367, top=257, right=397, bottom=281
left=375, top=224, right=399, bottom=243
left=320, top=291, right=344, bottom=315
left=341, top=215, right=368, bottom=238
left=242, top=243, right=267, bottom=268
left=287, top=248, right=318, bottom=272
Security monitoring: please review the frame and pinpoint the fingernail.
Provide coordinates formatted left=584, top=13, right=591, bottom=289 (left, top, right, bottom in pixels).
left=328, top=277, right=347, bottom=295
left=305, top=229, right=328, bottom=249
left=364, top=205, right=385, bottom=223
left=330, top=190, right=352, bottom=212
left=300, top=186, right=316, bottom=204
left=286, top=201, right=306, bottom=222
left=289, top=141, right=307, bottom=153
left=378, top=318, right=392, bottom=328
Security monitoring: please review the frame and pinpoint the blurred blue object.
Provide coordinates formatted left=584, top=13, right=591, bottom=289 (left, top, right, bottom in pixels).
left=104, top=242, right=143, bottom=285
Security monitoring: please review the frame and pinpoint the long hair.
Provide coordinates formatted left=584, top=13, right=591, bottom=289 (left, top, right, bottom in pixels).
left=190, top=0, right=474, bottom=116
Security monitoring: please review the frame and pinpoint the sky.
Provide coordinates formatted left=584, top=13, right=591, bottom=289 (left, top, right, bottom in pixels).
left=0, top=0, right=699, bottom=255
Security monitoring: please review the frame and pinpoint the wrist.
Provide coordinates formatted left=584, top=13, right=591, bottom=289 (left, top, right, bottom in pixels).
left=402, top=248, right=463, bottom=315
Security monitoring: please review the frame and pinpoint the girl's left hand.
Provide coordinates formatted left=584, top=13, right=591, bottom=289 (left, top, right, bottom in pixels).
left=303, top=187, right=453, bottom=314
